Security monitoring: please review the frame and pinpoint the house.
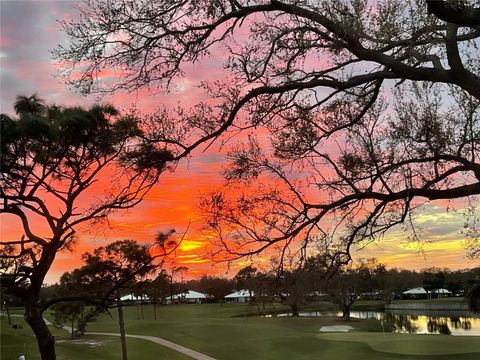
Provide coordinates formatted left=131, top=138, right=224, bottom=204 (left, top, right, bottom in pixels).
left=225, top=290, right=253, bottom=303
left=166, top=290, right=207, bottom=304
left=402, top=287, right=428, bottom=299
left=403, top=287, right=452, bottom=299
left=432, top=288, right=452, bottom=297
left=120, top=293, right=150, bottom=304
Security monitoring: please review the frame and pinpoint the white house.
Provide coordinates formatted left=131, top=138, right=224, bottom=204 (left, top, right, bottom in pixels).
left=120, top=294, right=150, bottom=303
left=225, top=290, right=253, bottom=303
left=402, top=287, right=428, bottom=299
left=166, top=290, right=207, bottom=304
left=403, top=287, right=452, bottom=299
left=432, top=288, right=451, bottom=297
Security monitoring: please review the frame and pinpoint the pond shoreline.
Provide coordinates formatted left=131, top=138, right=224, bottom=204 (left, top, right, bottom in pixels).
left=268, top=310, right=480, bottom=336
left=386, top=308, right=480, bottom=319
left=386, top=302, right=470, bottom=311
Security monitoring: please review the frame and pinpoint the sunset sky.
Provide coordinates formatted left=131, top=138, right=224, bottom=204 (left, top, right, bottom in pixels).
left=1, top=0, right=478, bottom=284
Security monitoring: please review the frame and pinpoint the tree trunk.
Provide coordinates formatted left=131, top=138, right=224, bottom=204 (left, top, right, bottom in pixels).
left=290, top=303, right=299, bottom=317
left=153, top=302, right=157, bottom=321
left=25, top=302, right=56, bottom=360
left=71, top=318, right=74, bottom=340
left=116, top=290, right=128, bottom=360
left=6, top=303, right=11, bottom=325
left=342, top=305, right=351, bottom=321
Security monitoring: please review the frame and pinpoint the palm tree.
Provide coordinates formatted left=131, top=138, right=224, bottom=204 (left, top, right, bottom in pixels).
left=13, top=93, right=46, bottom=115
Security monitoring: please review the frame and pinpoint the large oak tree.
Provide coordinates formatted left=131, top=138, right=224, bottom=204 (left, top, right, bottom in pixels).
left=55, top=0, right=479, bottom=261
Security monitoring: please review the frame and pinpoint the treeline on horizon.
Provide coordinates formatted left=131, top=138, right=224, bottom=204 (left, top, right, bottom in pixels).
left=169, top=265, right=479, bottom=300
left=32, top=263, right=479, bottom=306
left=3, top=259, right=478, bottom=340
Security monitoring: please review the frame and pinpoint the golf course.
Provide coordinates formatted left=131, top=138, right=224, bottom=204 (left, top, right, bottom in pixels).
left=2, top=303, right=479, bottom=360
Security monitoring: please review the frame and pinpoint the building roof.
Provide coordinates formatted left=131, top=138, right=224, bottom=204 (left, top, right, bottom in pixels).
left=403, top=287, right=427, bottom=295
left=225, top=290, right=253, bottom=298
left=403, top=287, right=452, bottom=295
left=120, top=293, right=150, bottom=301
left=432, top=288, right=451, bottom=294
left=167, top=290, right=207, bottom=300
left=183, top=290, right=207, bottom=299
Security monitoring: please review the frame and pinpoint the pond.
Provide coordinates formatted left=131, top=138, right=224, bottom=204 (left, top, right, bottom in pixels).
left=274, top=310, right=480, bottom=336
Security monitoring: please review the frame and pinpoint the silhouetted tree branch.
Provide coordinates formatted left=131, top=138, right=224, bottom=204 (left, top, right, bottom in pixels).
left=55, top=0, right=479, bottom=265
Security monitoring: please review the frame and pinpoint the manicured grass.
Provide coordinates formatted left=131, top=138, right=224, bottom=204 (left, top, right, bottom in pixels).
left=56, top=335, right=191, bottom=360
left=351, top=300, right=385, bottom=310
left=1, top=317, right=41, bottom=360
left=317, top=332, right=480, bottom=355
left=2, top=302, right=479, bottom=360
left=0, top=317, right=190, bottom=360
left=83, top=303, right=479, bottom=360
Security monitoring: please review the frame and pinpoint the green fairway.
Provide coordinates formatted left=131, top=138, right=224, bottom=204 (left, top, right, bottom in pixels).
left=2, top=303, right=479, bottom=360
left=317, top=332, right=480, bottom=355
left=0, top=317, right=190, bottom=360
left=80, top=303, right=480, bottom=360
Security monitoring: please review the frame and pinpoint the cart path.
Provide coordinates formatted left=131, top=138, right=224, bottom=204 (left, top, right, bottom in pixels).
left=28, top=316, right=217, bottom=360
left=85, top=332, right=218, bottom=360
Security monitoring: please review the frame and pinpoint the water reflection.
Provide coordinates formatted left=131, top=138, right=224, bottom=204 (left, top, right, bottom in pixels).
left=387, top=314, right=475, bottom=336
left=275, top=310, right=480, bottom=336
left=383, top=312, right=419, bottom=334
left=451, top=316, right=472, bottom=330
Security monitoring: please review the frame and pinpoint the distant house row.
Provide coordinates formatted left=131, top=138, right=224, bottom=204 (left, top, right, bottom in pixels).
left=120, top=289, right=254, bottom=304
left=402, top=287, right=453, bottom=299
left=121, top=286, right=457, bottom=304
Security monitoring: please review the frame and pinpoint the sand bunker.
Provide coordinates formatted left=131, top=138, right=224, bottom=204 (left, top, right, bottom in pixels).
left=56, top=339, right=107, bottom=348
left=319, top=325, right=354, bottom=332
